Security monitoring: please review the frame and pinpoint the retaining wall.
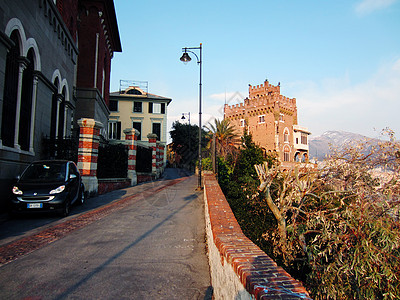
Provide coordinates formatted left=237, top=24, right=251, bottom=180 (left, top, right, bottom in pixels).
left=203, top=173, right=312, bottom=299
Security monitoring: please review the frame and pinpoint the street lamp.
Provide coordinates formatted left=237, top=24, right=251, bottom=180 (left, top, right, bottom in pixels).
left=181, top=112, right=191, bottom=123
left=181, top=112, right=191, bottom=169
left=180, top=43, right=202, bottom=189
left=181, top=111, right=192, bottom=161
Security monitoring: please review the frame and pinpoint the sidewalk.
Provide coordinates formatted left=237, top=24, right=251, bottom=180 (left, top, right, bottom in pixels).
left=0, top=168, right=212, bottom=299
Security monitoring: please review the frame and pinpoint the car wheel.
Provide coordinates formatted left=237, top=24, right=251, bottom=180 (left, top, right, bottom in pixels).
left=61, top=200, right=70, bottom=217
left=77, top=186, right=85, bottom=206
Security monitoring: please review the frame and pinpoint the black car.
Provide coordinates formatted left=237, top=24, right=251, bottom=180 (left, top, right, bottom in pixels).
left=10, top=160, right=85, bottom=217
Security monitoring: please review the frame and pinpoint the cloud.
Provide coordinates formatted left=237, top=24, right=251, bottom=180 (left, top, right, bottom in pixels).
left=355, top=0, right=398, bottom=15
left=293, top=58, right=400, bottom=137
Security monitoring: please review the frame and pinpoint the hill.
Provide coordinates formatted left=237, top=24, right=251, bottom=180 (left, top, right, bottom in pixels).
left=309, top=130, right=369, bottom=161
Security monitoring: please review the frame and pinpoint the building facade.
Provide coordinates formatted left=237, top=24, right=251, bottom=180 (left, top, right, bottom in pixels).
left=0, top=0, right=121, bottom=211
left=108, top=86, right=171, bottom=166
left=224, top=80, right=310, bottom=166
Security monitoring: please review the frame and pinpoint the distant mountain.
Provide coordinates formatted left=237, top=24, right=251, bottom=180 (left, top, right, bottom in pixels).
left=309, top=131, right=369, bottom=161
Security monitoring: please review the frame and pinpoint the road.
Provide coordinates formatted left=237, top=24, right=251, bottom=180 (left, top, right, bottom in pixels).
left=0, top=168, right=212, bottom=299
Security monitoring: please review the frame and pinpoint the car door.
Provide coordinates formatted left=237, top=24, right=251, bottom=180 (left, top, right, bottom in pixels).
left=68, top=162, right=80, bottom=204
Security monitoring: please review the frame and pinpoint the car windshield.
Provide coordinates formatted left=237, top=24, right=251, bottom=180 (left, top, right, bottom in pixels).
left=20, top=162, right=67, bottom=182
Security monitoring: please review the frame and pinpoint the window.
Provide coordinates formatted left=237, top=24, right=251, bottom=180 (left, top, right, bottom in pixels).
left=149, top=103, right=165, bottom=114
left=284, top=146, right=290, bottom=162
left=284, top=128, right=289, bottom=143
left=152, top=123, right=161, bottom=141
left=108, top=121, right=121, bottom=140
left=301, top=133, right=308, bottom=145
left=133, top=122, right=141, bottom=140
left=109, top=100, right=118, bottom=111
left=1, top=31, right=20, bottom=148
left=133, top=101, right=142, bottom=112
left=279, top=114, right=284, bottom=122
left=127, top=88, right=142, bottom=95
left=68, top=162, right=78, bottom=178
left=258, top=115, right=265, bottom=123
left=153, top=103, right=161, bottom=114
left=240, top=119, right=245, bottom=127
left=19, top=49, right=35, bottom=150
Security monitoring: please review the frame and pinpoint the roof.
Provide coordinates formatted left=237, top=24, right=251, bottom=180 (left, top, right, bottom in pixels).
left=110, top=87, right=172, bottom=105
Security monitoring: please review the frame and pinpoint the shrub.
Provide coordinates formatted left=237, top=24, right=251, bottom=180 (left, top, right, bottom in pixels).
left=254, top=135, right=400, bottom=299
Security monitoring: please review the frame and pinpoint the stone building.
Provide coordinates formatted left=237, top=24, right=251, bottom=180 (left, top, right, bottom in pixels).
left=224, top=80, right=310, bottom=167
left=0, top=0, right=121, bottom=210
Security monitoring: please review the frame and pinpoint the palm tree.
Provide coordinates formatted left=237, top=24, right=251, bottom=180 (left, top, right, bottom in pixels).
left=206, top=118, right=240, bottom=159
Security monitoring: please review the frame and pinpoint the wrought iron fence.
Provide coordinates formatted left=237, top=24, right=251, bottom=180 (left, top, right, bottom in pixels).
left=97, top=143, right=128, bottom=178
left=136, top=145, right=152, bottom=173
left=42, top=136, right=79, bottom=162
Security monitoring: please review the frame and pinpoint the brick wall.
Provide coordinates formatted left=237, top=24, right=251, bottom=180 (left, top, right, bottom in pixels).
left=98, top=179, right=130, bottom=195
left=203, top=173, right=312, bottom=299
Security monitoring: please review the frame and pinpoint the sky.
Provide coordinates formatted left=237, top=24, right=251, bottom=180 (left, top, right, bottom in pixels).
left=109, top=0, right=400, bottom=142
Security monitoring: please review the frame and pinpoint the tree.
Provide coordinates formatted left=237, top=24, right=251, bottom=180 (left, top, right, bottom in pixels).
left=254, top=134, right=400, bottom=299
left=220, top=133, right=279, bottom=255
left=205, top=118, right=240, bottom=160
left=169, top=121, right=207, bottom=168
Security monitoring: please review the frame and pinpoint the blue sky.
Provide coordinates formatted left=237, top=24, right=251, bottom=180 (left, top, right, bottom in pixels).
left=110, top=0, right=400, bottom=141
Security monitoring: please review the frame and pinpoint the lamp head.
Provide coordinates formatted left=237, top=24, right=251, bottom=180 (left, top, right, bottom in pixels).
left=181, top=114, right=186, bottom=120
left=180, top=52, right=191, bottom=64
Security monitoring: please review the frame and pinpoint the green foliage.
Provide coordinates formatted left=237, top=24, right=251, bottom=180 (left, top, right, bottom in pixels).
left=201, top=157, right=213, bottom=171
left=205, top=118, right=240, bottom=159
left=228, top=133, right=278, bottom=197
left=218, top=132, right=280, bottom=260
left=253, top=136, right=400, bottom=299
left=169, top=121, right=207, bottom=168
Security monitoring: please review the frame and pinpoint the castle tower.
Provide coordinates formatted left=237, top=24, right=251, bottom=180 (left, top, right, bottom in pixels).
left=224, top=80, right=309, bottom=166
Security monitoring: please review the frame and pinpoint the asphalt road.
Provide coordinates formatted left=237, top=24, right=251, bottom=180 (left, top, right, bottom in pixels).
left=0, top=168, right=212, bottom=299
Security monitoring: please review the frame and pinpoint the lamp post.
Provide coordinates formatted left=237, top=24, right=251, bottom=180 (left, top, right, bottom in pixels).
left=181, top=112, right=191, bottom=164
left=180, top=43, right=202, bottom=190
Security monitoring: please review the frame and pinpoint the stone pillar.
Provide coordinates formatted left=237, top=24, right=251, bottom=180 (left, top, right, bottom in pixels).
left=29, top=74, right=39, bottom=153
left=147, top=133, right=158, bottom=178
left=14, top=59, right=28, bottom=150
left=77, top=118, right=103, bottom=195
left=124, top=128, right=139, bottom=186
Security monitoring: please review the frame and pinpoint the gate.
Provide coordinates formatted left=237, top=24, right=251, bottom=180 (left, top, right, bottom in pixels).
left=136, top=145, right=152, bottom=173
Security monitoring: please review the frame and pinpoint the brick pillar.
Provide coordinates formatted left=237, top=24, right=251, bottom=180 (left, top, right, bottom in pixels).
left=160, top=144, right=165, bottom=173
left=124, top=128, right=139, bottom=186
left=147, top=133, right=158, bottom=178
left=77, top=118, right=103, bottom=195
left=156, top=142, right=161, bottom=176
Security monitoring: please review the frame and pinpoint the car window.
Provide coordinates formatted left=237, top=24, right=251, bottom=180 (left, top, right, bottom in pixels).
left=21, top=163, right=67, bottom=182
left=68, top=163, right=78, bottom=177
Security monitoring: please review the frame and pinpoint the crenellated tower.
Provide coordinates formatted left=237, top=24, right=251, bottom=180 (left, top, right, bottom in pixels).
left=224, top=80, right=309, bottom=166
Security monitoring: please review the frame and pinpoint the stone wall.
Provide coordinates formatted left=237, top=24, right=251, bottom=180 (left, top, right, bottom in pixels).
left=203, top=173, right=312, bottom=299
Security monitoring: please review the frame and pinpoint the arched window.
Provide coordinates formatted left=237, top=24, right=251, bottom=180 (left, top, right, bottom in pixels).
left=294, top=152, right=300, bottom=162
left=284, top=146, right=290, bottom=162
left=284, top=128, right=289, bottom=143
left=50, top=78, right=59, bottom=139
left=57, top=86, right=66, bottom=138
left=1, top=30, right=20, bottom=148
left=19, top=48, right=35, bottom=151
